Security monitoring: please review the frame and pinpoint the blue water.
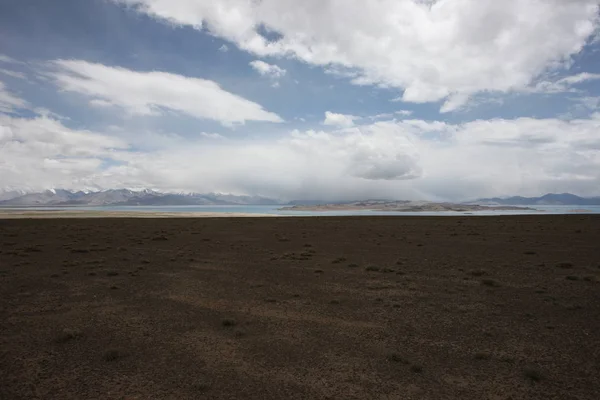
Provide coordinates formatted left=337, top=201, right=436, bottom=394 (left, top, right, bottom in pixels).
left=7, top=204, right=600, bottom=216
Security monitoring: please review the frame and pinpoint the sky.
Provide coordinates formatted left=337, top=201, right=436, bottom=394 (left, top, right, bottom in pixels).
left=1, top=0, right=600, bottom=201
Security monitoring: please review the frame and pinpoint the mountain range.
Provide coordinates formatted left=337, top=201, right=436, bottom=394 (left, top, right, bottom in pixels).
left=0, top=189, right=281, bottom=206
left=471, top=193, right=600, bottom=206
left=1, top=190, right=599, bottom=207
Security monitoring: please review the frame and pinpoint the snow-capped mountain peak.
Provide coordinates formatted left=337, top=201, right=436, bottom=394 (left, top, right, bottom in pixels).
left=0, top=188, right=281, bottom=206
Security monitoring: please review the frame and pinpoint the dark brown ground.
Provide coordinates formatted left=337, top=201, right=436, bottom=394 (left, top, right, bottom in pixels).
left=1, top=216, right=599, bottom=400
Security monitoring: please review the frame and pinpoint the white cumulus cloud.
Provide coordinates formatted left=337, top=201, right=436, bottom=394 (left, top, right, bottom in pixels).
left=323, top=111, right=359, bottom=128
left=249, top=60, right=286, bottom=87
left=531, top=72, right=600, bottom=94
left=199, top=132, right=225, bottom=140
left=0, top=114, right=129, bottom=190
left=0, top=69, right=26, bottom=80
left=0, top=81, right=29, bottom=113
left=115, top=0, right=600, bottom=111
left=49, top=59, right=283, bottom=126
left=0, top=54, right=20, bottom=64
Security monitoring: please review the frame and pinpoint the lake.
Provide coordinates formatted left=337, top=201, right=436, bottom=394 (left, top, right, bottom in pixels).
left=5, top=204, right=600, bottom=216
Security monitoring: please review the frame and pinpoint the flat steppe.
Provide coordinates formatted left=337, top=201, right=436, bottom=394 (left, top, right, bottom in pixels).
left=1, top=216, right=599, bottom=399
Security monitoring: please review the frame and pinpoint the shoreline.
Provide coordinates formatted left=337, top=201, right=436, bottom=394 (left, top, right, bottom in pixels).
left=0, top=208, right=596, bottom=219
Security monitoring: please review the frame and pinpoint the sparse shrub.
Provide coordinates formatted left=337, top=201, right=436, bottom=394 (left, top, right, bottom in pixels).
left=474, top=352, right=491, bottom=360
left=222, top=319, right=237, bottom=327
left=556, top=262, right=573, bottom=269
left=565, top=275, right=579, bottom=281
left=523, top=366, right=543, bottom=382
left=365, top=266, right=380, bottom=272
left=347, top=263, right=359, bottom=268
left=481, top=279, right=499, bottom=287
left=103, top=349, right=123, bottom=362
left=192, top=377, right=211, bottom=392
left=71, top=249, right=90, bottom=254
left=23, top=246, right=42, bottom=253
left=470, top=270, right=486, bottom=277
left=387, top=353, right=408, bottom=364
left=332, top=257, right=346, bottom=264
left=106, top=271, right=119, bottom=276
left=55, top=329, right=83, bottom=343
left=410, top=364, right=423, bottom=373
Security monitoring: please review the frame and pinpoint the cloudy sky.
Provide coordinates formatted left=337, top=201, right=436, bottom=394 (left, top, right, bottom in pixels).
left=1, top=0, right=600, bottom=201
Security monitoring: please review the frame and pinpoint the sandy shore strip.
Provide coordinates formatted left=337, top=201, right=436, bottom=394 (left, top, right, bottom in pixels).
left=0, top=210, right=280, bottom=219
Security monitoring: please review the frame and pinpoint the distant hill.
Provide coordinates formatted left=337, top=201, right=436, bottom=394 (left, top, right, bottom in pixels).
left=285, top=199, right=392, bottom=206
left=281, top=200, right=532, bottom=212
left=473, top=193, right=600, bottom=206
left=0, top=189, right=29, bottom=201
left=0, top=189, right=281, bottom=207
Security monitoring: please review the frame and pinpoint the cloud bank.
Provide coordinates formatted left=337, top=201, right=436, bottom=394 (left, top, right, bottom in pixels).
left=2, top=111, right=600, bottom=201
